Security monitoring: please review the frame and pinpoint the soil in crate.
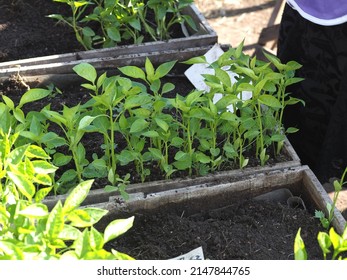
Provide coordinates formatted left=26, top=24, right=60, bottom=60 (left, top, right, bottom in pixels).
left=0, top=0, right=188, bottom=62
left=104, top=198, right=325, bottom=260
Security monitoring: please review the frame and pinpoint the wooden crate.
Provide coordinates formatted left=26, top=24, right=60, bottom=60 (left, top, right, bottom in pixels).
left=0, top=4, right=217, bottom=80
left=44, top=138, right=301, bottom=211
left=86, top=165, right=346, bottom=235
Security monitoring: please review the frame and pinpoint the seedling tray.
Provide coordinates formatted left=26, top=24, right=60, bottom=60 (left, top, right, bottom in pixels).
left=43, top=138, right=301, bottom=210
left=0, top=4, right=217, bottom=79
left=89, top=165, right=346, bottom=235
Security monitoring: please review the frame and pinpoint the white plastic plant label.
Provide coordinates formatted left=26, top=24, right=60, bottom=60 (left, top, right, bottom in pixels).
left=184, top=44, right=252, bottom=112
left=170, top=246, right=204, bottom=260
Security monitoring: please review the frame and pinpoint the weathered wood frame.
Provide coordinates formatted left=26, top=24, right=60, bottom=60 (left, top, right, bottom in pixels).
left=88, top=165, right=346, bottom=235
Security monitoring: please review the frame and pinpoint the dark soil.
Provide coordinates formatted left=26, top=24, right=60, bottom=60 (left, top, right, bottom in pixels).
left=0, top=0, right=340, bottom=260
left=0, top=0, right=82, bottom=62
left=0, top=0, right=186, bottom=62
left=104, top=198, right=325, bottom=260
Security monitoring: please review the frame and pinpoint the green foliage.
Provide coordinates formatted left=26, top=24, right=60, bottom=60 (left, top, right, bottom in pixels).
left=295, top=226, right=347, bottom=260
left=0, top=43, right=303, bottom=197
left=183, top=41, right=304, bottom=167
left=0, top=139, right=134, bottom=260
left=49, top=0, right=196, bottom=50
left=315, top=167, right=347, bottom=229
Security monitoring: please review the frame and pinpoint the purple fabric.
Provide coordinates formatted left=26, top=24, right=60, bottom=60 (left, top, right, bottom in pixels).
left=287, top=0, right=347, bottom=25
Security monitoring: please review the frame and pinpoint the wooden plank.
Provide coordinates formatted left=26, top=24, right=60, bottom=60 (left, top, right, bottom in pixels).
left=302, top=169, right=346, bottom=234
left=43, top=138, right=301, bottom=209
left=0, top=45, right=215, bottom=80
left=85, top=166, right=346, bottom=234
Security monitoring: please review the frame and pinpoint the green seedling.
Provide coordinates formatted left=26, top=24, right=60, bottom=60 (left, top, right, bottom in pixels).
left=0, top=130, right=58, bottom=202
left=183, top=41, right=304, bottom=166
left=0, top=178, right=134, bottom=260
left=315, top=167, right=347, bottom=229
left=42, top=104, right=98, bottom=188
left=49, top=0, right=197, bottom=50
left=146, top=0, right=196, bottom=40
left=48, top=0, right=94, bottom=50
left=295, top=226, right=347, bottom=260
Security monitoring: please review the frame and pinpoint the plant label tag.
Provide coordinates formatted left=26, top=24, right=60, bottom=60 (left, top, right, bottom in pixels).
left=184, top=44, right=252, bottom=112
left=184, top=44, right=224, bottom=92
left=170, top=246, right=204, bottom=260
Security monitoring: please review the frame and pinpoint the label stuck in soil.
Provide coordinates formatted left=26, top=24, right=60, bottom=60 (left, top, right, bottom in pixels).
left=170, top=246, right=204, bottom=260
left=184, top=44, right=252, bottom=112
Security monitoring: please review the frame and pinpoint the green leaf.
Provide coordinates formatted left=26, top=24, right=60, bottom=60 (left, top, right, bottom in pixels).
left=26, top=145, right=50, bottom=159
left=67, top=209, right=93, bottom=227
left=154, top=60, right=176, bottom=79
left=182, top=56, right=207, bottom=64
left=130, top=118, right=148, bottom=134
left=58, top=224, right=82, bottom=240
left=53, top=153, right=72, bottom=167
left=286, top=60, right=303, bottom=71
left=154, top=117, right=169, bottom=132
left=2, top=95, right=14, bottom=110
left=45, top=201, right=64, bottom=240
left=148, top=148, right=164, bottom=160
left=33, top=173, right=53, bottom=186
left=19, top=203, right=48, bottom=218
left=84, top=208, right=108, bottom=225
left=19, top=88, right=52, bottom=108
left=63, top=180, right=94, bottom=213
left=35, top=187, right=53, bottom=202
left=263, top=51, right=286, bottom=71
left=73, top=63, right=97, bottom=84
left=118, top=150, right=137, bottom=165
left=14, top=108, right=25, bottom=123
left=104, top=216, right=134, bottom=243
left=234, top=65, right=258, bottom=80
left=7, top=171, right=35, bottom=200
left=142, top=130, right=159, bottom=138
left=78, top=115, right=97, bottom=131
left=285, top=77, right=305, bottom=87
left=106, top=26, right=121, bottom=42
left=173, top=151, right=192, bottom=170
left=294, top=228, right=307, bottom=260
left=74, top=1, right=90, bottom=8
left=333, top=180, right=342, bottom=192
left=270, top=134, right=285, bottom=142
left=41, top=132, right=66, bottom=148
left=89, top=227, right=105, bottom=251
left=258, top=94, right=282, bottom=109
left=8, top=144, right=29, bottom=165
left=196, top=152, right=211, bottom=164
left=0, top=241, right=24, bottom=260
left=74, top=229, right=91, bottom=258
left=162, top=82, right=175, bottom=94
left=317, top=232, right=332, bottom=256
left=118, top=66, right=146, bottom=81
left=82, top=26, right=95, bottom=37
left=329, top=227, right=341, bottom=250
left=145, top=57, right=155, bottom=81
left=58, top=169, right=77, bottom=185
left=47, top=14, right=65, bottom=21
left=171, top=137, right=184, bottom=147
left=286, top=127, right=299, bottom=134
left=215, top=68, right=231, bottom=87
left=111, top=249, right=134, bottom=260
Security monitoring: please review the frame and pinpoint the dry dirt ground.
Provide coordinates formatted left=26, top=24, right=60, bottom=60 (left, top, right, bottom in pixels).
left=195, top=0, right=278, bottom=55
